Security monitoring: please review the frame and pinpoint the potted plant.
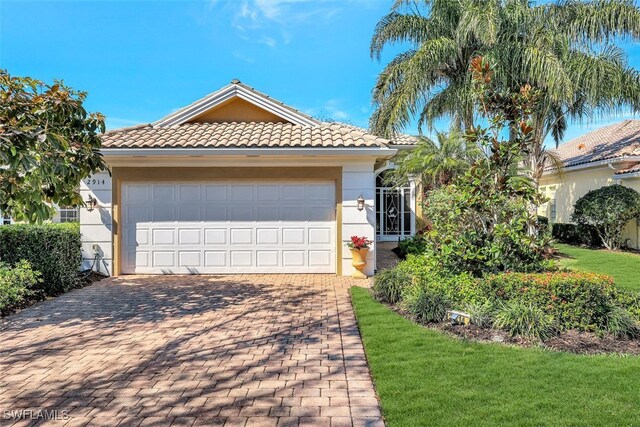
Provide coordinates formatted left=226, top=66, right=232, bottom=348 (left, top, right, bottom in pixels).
left=346, top=235, right=372, bottom=279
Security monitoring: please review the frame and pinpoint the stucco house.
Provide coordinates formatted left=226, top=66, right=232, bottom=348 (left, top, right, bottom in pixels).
left=539, top=119, right=640, bottom=248
left=80, top=80, right=417, bottom=276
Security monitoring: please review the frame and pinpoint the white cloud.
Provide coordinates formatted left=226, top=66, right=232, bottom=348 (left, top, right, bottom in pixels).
left=212, top=0, right=347, bottom=47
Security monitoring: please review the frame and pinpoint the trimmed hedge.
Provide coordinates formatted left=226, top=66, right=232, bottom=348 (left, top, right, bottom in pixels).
left=0, top=260, right=42, bottom=315
left=0, top=223, right=82, bottom=296
left=551, top=223, right=601, bottom=247
left=480, top=272, right=615, bottom=331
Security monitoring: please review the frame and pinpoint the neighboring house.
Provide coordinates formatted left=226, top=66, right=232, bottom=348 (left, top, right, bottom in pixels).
left=80, top=80, right=417, bottom=276
left=539, top=120, right=640, bottom=248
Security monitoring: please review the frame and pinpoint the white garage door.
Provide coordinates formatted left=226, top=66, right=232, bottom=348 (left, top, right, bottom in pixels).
left=121, top=181, right=336, bottom=274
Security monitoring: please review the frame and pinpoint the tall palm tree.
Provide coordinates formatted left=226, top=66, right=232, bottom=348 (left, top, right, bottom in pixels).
left=385, top=130, right=480, bottom=189
left=371, top=0, right=640, bottom=185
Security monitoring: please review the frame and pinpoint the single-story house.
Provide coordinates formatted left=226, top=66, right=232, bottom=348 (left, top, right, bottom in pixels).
left=80, top=80, right=417, bottom=276
left=539, top=119, right=640, bottom=248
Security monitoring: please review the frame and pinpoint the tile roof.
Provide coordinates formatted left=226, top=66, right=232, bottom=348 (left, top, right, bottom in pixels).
left=551, top=120, right=640, bottom=168
left=100, top=121, right=395, bottom=149
left=615, top=163, right=640, bottom=175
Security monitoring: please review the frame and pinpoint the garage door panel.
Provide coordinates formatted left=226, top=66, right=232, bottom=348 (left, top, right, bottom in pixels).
left=152, top=185, right=175, bottom=202
left=122, top=181, right=335, bottom=274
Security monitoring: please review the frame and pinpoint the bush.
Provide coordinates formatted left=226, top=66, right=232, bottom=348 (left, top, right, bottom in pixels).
left=373, top=267, right=412, bottom=304
left=615, top=289, right=640, bottom=321
left=572, top=184, right=640, bottom=250
left=402, top=283, right=450, bottom=323
left=0, top=260, right=42, bottom=315
left=465, top=300, right=497, bottom=328
left=398, top=234, right=429, bottom=258
left=481, top=272, right=615, bottom=331
left=493, top=300, right=557, bottom=340
left=421, top=183, right=552, bottom=277
left=551, top=223, right=601, bottom=247
left=0, top=223, right=82, bottom=296
left=602, top=306, right=640, bottom=339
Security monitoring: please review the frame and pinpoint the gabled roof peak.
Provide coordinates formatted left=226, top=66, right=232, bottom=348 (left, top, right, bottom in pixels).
left=154, top=81, right=319, bottom=128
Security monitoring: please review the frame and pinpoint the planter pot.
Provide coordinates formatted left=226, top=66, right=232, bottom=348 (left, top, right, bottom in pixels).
left=349, top=247, right=369, bottom=279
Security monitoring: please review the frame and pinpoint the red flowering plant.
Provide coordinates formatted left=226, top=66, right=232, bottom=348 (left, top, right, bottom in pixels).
left=347, top=236, right=372, bottom=250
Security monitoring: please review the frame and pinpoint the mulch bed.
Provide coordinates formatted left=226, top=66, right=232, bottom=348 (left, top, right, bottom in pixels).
left=387, top=303, right=640, bottom=355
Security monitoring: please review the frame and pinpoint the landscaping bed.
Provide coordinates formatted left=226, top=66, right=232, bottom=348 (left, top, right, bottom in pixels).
left=351, top=286, right=640, bottom=427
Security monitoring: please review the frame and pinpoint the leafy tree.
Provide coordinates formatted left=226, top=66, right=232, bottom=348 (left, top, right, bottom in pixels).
left=0, top=70, right=107, bottom=223
left=572, top=184, right=640, bottom=250
left=385, top=130, right=480, bottom=189
left=419, top=58, right=551, bottom=276
left=370, top=0, right=640, bottom=186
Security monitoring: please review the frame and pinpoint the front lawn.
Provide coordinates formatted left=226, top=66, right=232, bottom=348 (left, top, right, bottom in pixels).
left=556, top=243, right=640, bottom=291
left=351, top=286, right=640, bottom=427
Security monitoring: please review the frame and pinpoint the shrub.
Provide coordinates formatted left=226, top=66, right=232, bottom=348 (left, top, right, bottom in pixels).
left=402, top=283, right=450, bottom=323
left=481, top=272, right=615, bottom=331
left=373, top=267, right=412, bottom=304
left=602, top=306, right=640, bottom=339
left=551, top=223, right=601, bottom=247
left=398, top=234, right=429, bottom=258
left=572, top=184, right=640, bottom=250
left=0, top=223, right=82, bottom=296
left=0, top=260, right=42, bottom=315
left=615, top=289, right=640, bottom=321
left=421, top=183, right=552, bottom=277
left=493, top=300, right=557, bottom=340
left=465, top=300, right=497, bottom=328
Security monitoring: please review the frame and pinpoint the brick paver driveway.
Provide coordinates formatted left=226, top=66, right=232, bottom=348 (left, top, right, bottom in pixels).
left=1, top=275, right=383, bottom=427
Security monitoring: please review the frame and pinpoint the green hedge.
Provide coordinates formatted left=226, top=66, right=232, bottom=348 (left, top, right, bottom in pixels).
left=551, top=223, right=601, bottom=247
left=0, top=260, right=42, bottom=315
left=481, top=272, right=615, bottom=331
left=0, top=223, right=82, bottom=296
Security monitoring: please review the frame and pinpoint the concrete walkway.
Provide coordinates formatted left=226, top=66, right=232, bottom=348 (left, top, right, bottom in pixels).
left=0, top=275, right=383, bottom=426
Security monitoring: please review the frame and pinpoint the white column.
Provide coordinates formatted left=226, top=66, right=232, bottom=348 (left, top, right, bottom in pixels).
left=79, top=171, right=113, bottom=275
left=342, top=162, right=376, bottom=276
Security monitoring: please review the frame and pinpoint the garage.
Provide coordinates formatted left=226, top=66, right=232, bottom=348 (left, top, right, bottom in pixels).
left=121, top=181, right=336, bottom=274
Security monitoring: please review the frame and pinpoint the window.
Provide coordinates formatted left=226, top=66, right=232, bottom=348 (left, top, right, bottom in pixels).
left=59, top=208, right=79, bottom=223
left=550, top=198, right=557, bottom=224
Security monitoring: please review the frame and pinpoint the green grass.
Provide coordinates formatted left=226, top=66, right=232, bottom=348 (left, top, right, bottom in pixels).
left=555, top=243, right=640, bottom=291
left=351, top=286, right=640, bottom=427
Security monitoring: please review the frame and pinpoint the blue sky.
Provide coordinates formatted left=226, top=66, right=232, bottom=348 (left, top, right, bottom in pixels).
left=1, top=0, right=639, bottom=144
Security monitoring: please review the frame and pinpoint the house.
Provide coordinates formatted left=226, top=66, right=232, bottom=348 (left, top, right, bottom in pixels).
left=539, top=120, right=640, bottom=248
left=80, top=80, right=417, bottom=276
left=0, top=207, right=79, bottom=225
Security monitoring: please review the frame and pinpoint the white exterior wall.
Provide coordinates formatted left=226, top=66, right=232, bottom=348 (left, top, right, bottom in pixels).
left=79, top=171, right=113, bottom=275
left=341, top=162, right=376, bottom=276
left=79, top=160, right=380, bottom=277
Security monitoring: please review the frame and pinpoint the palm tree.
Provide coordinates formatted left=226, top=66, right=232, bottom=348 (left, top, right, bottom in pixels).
left=371, top=0, right=640, bottom=186
left=385, top=130, right=480, bottom=189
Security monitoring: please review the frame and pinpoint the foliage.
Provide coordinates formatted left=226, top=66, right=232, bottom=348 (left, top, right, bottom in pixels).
left=402, top=283, right=450, bottom=324
left=385, top=131, right=480, bottom=189
left=493, top=300, right=557, bottom=340
left=370, top=0, right=640, bottom=186
left=0, top=223, right=82, bottom=296
left=615, top=289, right=640, bottom=321
left=602, top=306, right=640, bottom=339
left=352, top=286, right=640, bottom=427
left=0, top=70, right=107, bottom=223
left=0, top=260, right=41, bottom=315
left=481, top=272, right=615, bottom=331
left=346, top=235, right=372, bottom=249
left=397, top=234, right=428, bottom=258
left=412, top=58, right=553, bottom=277
left=465, top=300, right=497, bottom=328
left=373, top=267, right=411, bottom=305
left=571, top=184, right=640, bottom=250
left=552, top=223, right=602, bottom=247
